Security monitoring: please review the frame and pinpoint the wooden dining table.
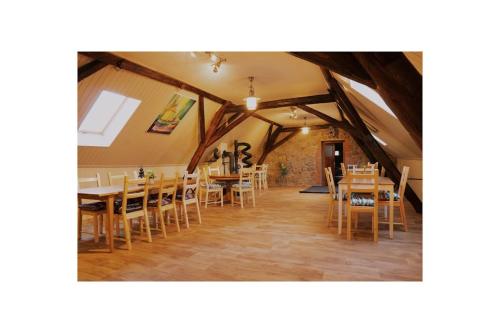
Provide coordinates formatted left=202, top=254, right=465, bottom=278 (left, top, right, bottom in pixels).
left=337, top=176, right=395, bottom=239
left=78, top=178, right=182, bottom=252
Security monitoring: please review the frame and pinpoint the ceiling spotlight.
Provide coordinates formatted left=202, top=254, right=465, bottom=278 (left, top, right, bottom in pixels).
left=206, top=52, right=226, bottom=73
left=289, top=106, right=298, bottom=119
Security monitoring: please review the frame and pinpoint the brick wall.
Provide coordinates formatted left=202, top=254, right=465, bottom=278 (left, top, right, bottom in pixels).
left=265, top=128, right=369, bottom=187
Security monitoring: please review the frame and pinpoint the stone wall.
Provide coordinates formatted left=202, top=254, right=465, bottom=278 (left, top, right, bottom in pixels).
left=265, top=128, right=369, bottom=187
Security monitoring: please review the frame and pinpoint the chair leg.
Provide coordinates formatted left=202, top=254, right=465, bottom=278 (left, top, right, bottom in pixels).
left=251, top=189, right=256, bottom=208
left=347, top=208, right=352, bottom=241
left=195, top=200, right=202, bottom=224
left=373, top=209, right=379, bottom=242
left=400, top=203, right=408, bottom=231
left=327, top=200, right=332, bottom=226
left=231, top=189, right=234, bottom=206
left=78, top=209, right=82, bottom=240
left=115, top=215, right=120, bottom=236
left=240, top=191, right=244, bottom=208
left=205, top=189, right=209, bottom=208
left=122, top=216, right=132, bottom=250
left=158, top=209, right=167, bottom=239
left=354, top=212, right=358, bottom=230
left=93, top=215, right=99, bottom=243
left=183, top=203, right=190, bottom=228
left=220, top=189, right=224, bottom=207
left=143, top=211, right=152, bottom=243
left=173, top=206, right=180, bottom=232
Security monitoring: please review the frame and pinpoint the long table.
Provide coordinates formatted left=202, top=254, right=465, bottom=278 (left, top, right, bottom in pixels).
left=337, top=176, right=395, bottom=240
left=78, top=179, right=181, bottom=252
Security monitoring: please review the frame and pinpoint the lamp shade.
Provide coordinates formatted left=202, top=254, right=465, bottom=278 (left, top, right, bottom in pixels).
left=244, top=96, right=260, bottom=110
left=301, top=126, right=310, bottom=135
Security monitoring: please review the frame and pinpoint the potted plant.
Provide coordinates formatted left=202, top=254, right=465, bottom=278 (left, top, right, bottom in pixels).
left=278, top=162, right=288, bottom=185
left=145, top=170, right=156, bottom=184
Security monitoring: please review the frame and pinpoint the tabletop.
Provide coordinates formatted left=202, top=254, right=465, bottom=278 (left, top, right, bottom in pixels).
left=338, top=176, right=394, bottom=186
left=209, top=174, right=240, bottom=181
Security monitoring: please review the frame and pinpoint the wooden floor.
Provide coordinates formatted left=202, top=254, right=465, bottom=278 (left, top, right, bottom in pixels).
left=78, top=187, right=422, bottom=281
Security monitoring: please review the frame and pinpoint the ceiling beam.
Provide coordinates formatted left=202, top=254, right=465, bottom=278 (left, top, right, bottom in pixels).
left=257, top=125, right=282, bottom=164
left=281, top=124, right=332, bottom=132
left=296, top=105, right=345, bottom=128
left=226, top=94, right=335, bottom=113
left=248, top=112, right=282, bottom=127
left=207, top=110, right=255, bottom=147
left=290, top=52, right=376, bottom=89
left=321, top=67, right=422, bottom=213
left=78, top=60, right=108, bottom=82
left=198, top=96, right=206, bottom=143
left=352, top=52, right=422, bottom=149
left=187, top=102, right=231, bottom=173
left=79, top=52, right=227, bottom=105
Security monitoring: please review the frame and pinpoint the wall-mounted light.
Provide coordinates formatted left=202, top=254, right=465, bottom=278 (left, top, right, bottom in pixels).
left=244, top=76, right=260, bottom=110
left=301, top=116, right=310, bottom=135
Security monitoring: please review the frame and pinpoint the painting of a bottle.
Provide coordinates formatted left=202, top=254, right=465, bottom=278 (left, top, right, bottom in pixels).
left=148, top=93, right=196, bottom=134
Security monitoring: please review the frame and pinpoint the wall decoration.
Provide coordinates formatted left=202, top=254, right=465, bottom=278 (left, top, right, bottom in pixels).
left=147, top=94, right=196, bottom=134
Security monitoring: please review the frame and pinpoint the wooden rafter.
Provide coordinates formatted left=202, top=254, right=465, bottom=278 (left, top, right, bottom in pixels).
left=352, top=52, right=422, bottom=149
left=79, top=52, right=227, bottom=105
left=78, top=60, right=108, bottom=82
left=207, top=110, right=256, bottom=147
left=280, top=124, right=332, bottom=132
left=198, top=96, right=206, bottom=143
left=257, top=125, right=282, bottom=164
left=297, top=105, right=346, bottom=129
left=321, top=67, right=422, bottom=213
left=289, top=52, right=376, bottom=89
left=226, top=94, right=335, bottom=113
left=187, top=102, right=231, bottom=173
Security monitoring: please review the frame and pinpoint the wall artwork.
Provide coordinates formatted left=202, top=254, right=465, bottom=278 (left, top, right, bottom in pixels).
left=147, top=94, right=196, bottom=134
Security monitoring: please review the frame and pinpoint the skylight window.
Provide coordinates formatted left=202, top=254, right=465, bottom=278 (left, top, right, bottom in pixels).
left=372, top=133, right=387, bottom=146
left=78, top=90, right=141, bottom=147
left=349, top=80, right=397, bottom=118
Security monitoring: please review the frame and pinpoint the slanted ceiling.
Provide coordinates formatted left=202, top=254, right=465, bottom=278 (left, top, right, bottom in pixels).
left=78, top=52, right=422, bottom=167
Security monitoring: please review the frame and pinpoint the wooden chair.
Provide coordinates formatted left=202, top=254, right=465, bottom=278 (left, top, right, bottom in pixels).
left=346, top=172, right=379, bottom=241
left=176, top=170, right=202, bottom=228
left=254, top=164, right=269, bottom=190
left=108, top=172, right=127, bottom=186
left=378, top=166, right=410, bottom=231
left=341, top=163, right=347, bottom=176
left=231, top=167, right=255, bottom=208
left=114, top=176, right=150, bottom=250
left=352, top=166, right=375, bottom=175
left=78, top=174, right=106, bottom=243
left=200, top=167, right=224, bottom=208
left=380, top=166, right=386, bottom=177
left=147, top=173, right=180, bottom=237
left=347, top=164, right=356, bottom=173
left=325, top=167, right=341, bottom=226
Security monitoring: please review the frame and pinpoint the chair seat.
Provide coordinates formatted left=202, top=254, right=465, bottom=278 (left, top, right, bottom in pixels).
left=114, top=202, right=144, bottom=214
left=378, top=191, right=400, bottom=201
left=79, top=201, right=106, bottom=211
left=350, top=193, right=375, bottom=207
left=232, top=182, right=252, bottom=189
left=176, top=192, right=196, bottom=200
left=147, top=197, right=172, bottom=207
left=206, top=183, right=223, bottom=189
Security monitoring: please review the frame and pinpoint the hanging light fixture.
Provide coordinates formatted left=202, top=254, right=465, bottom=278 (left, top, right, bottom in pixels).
left=244, top=76, right=260, bottom=110
left=301, top=116, right=310, bottom=134
left=289, top=106, right=298, bottom=119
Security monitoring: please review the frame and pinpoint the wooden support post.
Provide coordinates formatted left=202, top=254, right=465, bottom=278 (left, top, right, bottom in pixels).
left=198, top=96, right=205, bottom=143
left=353, top=52, right=422, bottom=149
left=78, top=60, right=107, bottom=82
left=187, top=102, right=231, bottom=173
left=321, top=67, right=422, bottom=213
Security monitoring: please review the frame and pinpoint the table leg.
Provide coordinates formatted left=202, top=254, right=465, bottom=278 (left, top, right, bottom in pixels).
left=106, top=195, right=114, bottom=252
left=338, top=186, right=343, bottom=235
left=389, top=186, right=394, bottom=239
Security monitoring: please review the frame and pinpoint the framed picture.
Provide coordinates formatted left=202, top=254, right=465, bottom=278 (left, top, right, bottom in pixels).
left=147, top=93, right=196, bottom=134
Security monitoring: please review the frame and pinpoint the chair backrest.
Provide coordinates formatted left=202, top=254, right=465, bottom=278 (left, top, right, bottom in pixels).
left=352, top=166, right=376, bottom=175
left=262, top=164, right=268, bottom=173
left=380, top=166, right=386, bottom=177
left=341, top=163, right=347, bottom=176
left=347, top=164, right=356, bottom=173
left=78, top=174, right=101, bottom=188
left=239, top=167, right=254, bottom=186
left=324, top=167, right=336, bottom=197
left=368, top=162, right=379, bottom=170
left=108, top=172, right=127, bottom=186
left=346, top=172, right=379, bottom=210
left=181, top=170, right=200, bottom=202
left=132, top=170, right=139, bottom=179
left=207, top=166, right=221, bottom=176
left=121, top=176, right=149, bottom=213
left=157, top=173, right=177, bottom=207
left=398, top=166, right=410, bottom=200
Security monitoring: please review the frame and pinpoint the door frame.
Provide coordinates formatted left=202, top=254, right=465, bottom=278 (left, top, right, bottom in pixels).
left=320, top=140, right=344, bottom=185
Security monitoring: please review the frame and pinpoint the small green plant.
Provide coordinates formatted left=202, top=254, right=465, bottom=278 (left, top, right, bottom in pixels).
left=279, top=162, right=288, bottom=177
left=145, top=170, right=155, bottom=180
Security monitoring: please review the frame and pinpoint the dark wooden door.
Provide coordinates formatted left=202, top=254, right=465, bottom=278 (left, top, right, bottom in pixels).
left=321, top=141, right=344, bottom=186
